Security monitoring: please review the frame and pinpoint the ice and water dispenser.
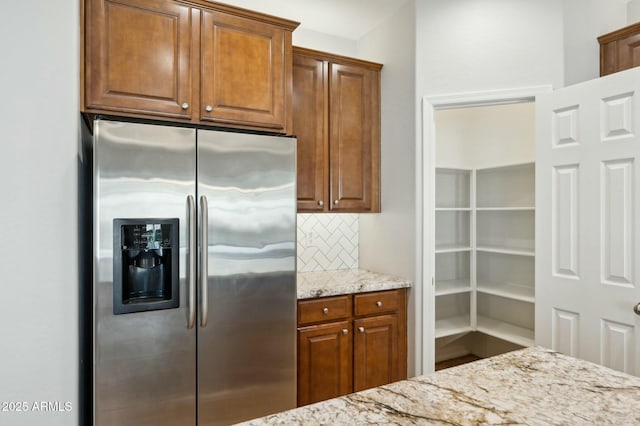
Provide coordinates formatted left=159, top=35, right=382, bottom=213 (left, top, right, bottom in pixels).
left=113, top=218, right=179, bottom=314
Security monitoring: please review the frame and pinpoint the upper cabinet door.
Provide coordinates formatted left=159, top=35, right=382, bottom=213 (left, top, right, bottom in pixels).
left=329, top=63, right=380, bottom=212
left=201, top=11, right=290, bottom=132
left=293, top=54, right=327, bottom=212
left=292, top=47, right=382, bottom=213
left=85, top=0, right=194, bottom=119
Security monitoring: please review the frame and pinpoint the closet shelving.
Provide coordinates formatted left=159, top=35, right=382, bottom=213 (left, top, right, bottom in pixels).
left=434, top=168, right=474, bottom=338
left=434, top=163, right=535, bottom=347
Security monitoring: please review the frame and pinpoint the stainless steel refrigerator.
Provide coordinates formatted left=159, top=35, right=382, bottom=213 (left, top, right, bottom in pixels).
left=86, top=119, right=297, bottom=425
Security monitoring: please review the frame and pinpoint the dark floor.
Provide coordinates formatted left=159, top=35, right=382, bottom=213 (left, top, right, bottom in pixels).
left=435, top=354, right=482, bottom=371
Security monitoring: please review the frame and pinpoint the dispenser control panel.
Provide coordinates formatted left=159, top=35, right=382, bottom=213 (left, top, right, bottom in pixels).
left=113, top=218, right=179, bottom=314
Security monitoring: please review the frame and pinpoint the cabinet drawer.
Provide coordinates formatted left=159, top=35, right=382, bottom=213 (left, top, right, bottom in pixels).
left=298, top=295, right=352, bottom=325
left=354, top=290, right=400, bottom=316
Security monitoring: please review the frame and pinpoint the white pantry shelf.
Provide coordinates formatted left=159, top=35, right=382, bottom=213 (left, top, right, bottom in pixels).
left=476, top=246, right=535, bottom=257
left=475, top=207, right=535, bottom=211
left=476, top=281, right=534, bottom=303
left=476, top=316, right=534, bottom=347
left=435, top=246, right=472, bottom=254
left=436, top=207, right=473, bottom=212
left=435, top=315, right=472, bottom=339
left=435, top=279, right=472, bottom=296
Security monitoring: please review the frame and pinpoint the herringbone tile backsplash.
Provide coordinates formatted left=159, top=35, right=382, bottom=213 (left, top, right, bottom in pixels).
left=297, top=214, right=359, bottom=271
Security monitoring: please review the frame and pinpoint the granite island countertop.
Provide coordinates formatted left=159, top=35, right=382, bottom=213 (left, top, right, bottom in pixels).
left=297, top=269, right=412, bottom=299
left=238, top=347, right=640, bottom=425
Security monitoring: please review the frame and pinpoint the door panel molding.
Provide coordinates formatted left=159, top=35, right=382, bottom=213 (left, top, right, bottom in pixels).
left=601, top=158, right=634, bottom=286
left=552, top=308, right=579, bottom=357
left=552, top=164, right=580, bottom=279
left=600, top=319, right=635, bottom=374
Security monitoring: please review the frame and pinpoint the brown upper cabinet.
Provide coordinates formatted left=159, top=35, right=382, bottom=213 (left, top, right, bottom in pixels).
left=82, top=0, right=298, bottom=134
left=599, top=22, right=640, bottom=76
left=293, top=47, right=382, bottom=213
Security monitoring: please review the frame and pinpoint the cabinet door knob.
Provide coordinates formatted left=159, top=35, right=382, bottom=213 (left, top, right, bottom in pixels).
left=342, top=329, right=349, bottom=335
left=205, top=105, right=213, bottom=112
left=322, top=307, right=329, bottom=315
left=334, top=200, right=339, bottom=205
left=376, top=301, right=382, bottom=307
left=181, top=102, right=189, bottom=110
left=318, top=200, right=324, bottom=206
left=358, top=327, right=365, bottom=333
left=634, top=302, right=640, bottom=316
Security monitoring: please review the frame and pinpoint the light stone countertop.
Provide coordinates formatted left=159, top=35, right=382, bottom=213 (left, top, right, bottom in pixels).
left=238, top=346, right=640, bottom=425
left=297, top=269, right=412, bottom=299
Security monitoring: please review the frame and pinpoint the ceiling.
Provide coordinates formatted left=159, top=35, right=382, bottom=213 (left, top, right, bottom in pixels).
left=215, top=0, right=411, bottom=40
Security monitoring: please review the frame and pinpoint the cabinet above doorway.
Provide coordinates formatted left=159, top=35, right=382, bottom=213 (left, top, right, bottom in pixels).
left=599, top=22, right=640, bottom=77
left=81, top=0, right=299, bottom=134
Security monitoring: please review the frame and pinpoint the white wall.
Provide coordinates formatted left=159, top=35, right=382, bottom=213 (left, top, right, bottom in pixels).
left=357, top=1, right=418, bottom=375
left=212, top=0, right=359, bottom=57
left=0, top=1, right=79, bottom=425
left=629, top=0, right=640, bottom=23
left=293, top=28, right=358, bottom=57
left=563, top=0, right=628, bottom=86
left=416, top=0, right=564, bottom=97
left=435, top=102, right=535, bottom=170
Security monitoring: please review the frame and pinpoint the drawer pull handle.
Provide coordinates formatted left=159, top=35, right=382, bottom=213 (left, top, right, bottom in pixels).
left=358, top=327, right=365, bottom=333
left=322, top=308, right=329, bottom=315
left=376, top=301, right=382, bottom=307
left=342, top=329, right=349, bottom=335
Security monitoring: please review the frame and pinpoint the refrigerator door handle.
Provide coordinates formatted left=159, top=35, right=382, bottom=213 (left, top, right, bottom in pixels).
left=187, top=195, right=196, bottom=329
left=199, top=195, right=209, bottom=328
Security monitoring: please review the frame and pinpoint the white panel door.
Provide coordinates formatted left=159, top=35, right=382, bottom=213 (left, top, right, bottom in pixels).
left=536, top=67, right=640, bottom=375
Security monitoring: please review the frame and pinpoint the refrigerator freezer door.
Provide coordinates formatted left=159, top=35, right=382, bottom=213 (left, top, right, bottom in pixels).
left=93, top=120, right=197, bottom=425
left=197, top=130, right=297, bottom=425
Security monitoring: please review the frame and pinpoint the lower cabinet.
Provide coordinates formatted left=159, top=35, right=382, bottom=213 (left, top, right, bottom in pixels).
left=297, top=321, right=352, bottom=405
left=297, top=288, right=407, bottom=407
left=353, top=314, right=399, bottom=392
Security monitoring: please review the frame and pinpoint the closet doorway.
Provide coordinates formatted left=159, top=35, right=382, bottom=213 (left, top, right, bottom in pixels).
left=420, top=86, right=551, bottom=373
